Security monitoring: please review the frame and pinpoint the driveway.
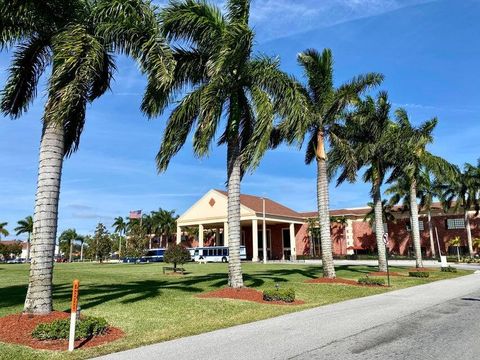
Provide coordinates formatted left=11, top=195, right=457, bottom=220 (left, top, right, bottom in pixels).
left=94, top=272, right=480, bottom=360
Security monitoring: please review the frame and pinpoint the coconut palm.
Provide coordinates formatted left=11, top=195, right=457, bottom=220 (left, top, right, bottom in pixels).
left=0, top=222, right=9, bottom=239
left=112, top=216, right=127, bottom=254
left=153, top=0, right=305, bottom=288
left=14, top=216, right=33, bottom=260
left=387, top=109, right=455, bottom=268
left=437, top=162, right=480, bottom=257
left=1, top=0, right=173, bottom=314
left=363, top=200, right=396, bottom=225
left=58, top=228, right=82, bottom=262
left=328, top=92, right=395, bottom=272
left=152, top=209, right=178, bottom=247
left=273, top=48, right=382, bottom=278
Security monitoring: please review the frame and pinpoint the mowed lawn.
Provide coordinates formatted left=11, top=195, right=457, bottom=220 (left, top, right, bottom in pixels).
left=0, top=262, right=471, bottom=359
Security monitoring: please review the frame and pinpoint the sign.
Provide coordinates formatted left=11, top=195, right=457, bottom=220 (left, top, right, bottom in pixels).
left=382, top=232, right=388, bottom=245
left=68, top=279, right=80, bottom=352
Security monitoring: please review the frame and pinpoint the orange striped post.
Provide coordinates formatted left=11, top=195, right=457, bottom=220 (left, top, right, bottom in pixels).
left=68, top=279, right=80, bottom=351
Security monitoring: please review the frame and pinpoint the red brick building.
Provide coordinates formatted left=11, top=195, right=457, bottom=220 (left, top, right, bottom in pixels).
left=177, top=189, right=480, bottom=260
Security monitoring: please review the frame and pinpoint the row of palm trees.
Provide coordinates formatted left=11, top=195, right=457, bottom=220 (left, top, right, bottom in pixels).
left=0, top=217, right=34, bottom=259
left=0, top=0, right=472, bottom=315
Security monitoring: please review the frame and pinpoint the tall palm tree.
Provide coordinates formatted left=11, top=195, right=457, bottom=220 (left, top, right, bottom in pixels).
left=58, top=228, right=82, bottom=262
left=388, top=109, right=455, bottom=268
left=112, top=216, right=127, bottom=254
left=363, top=200, right=396, bottom=225
left=153, top=0, right=305, bottom=288
left=0, top=222, right=9, bottom=239
left=1, top=0, right=174, bottom=314
left=437, top=162, right=480, bottom=257
left=274, top=48, right=382, bottom=278
left=329, top=92, right=395, bottom=272
left=15, top=216, right=33, bottom=260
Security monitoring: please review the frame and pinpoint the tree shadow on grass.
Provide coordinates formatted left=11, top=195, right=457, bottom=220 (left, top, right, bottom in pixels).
left=334, top=265, right=377, bottom=275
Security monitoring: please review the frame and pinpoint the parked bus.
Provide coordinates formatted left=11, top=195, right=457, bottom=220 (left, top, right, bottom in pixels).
left=140, top=248, right=165, bottom=263
left=193, top=246, right=247, bottom=263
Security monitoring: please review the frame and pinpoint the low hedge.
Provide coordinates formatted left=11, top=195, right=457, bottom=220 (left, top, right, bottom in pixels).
left=262, top=288, right=295, bottom=303
left=357, top=277, right=385, bottom=286
left=441, top=266, right=457, bottom=273
left=408, top=271, right=430, bottom=278
left=32, top=316, right=108, bottom=340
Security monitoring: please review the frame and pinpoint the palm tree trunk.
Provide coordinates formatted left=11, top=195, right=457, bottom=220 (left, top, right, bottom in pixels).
left=316, top=132, right=336, bottom=278
left=427, top=210, right=436, bottom=259
left=24, top=121, right=65, bottom=314
left=69, top=240, right=73, bottom=262
left=409, top=179, right=423, bottom=268
left=464, top=210, right=474, bottom=257
left=227, top=140, right=244, bottom=288
left=80, top=241, right=84, bottom=261
left=373, top=186, right=387, bottom=272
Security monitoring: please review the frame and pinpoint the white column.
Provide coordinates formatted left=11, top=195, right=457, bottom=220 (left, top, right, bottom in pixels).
left=215, top=228, right=219, bottom=246
left=176, top=226, right=181, bottom=244
left=198, top=224, right=204, bottom=247
left=290, top=223, right=296, bottom=260
left=252, top=219, right=259, bottom=262
left=223, top=222, right=229, bottom=246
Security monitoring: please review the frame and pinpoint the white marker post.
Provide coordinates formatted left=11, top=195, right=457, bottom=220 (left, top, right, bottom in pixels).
left=68, top=279, right=80, bottom=352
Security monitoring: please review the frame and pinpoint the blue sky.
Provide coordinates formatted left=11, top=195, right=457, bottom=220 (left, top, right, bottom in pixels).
left=1, top=0, right=479, bottom=238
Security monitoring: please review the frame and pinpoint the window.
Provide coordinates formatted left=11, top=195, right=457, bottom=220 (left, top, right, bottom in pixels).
left=446, top=218, right=465, bottom=230
left=282, top=228, right=291, bottom=248
left=406, top=221, right=424, bottom=231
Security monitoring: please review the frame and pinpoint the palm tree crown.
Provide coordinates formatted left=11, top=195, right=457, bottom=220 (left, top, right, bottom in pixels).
left=0, top=222, right=9, bottom=239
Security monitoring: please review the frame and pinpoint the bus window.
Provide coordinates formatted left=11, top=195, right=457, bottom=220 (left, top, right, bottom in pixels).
left=223, top=248, right=228, bottom=256
left=194, top=249, right=199, bottom=256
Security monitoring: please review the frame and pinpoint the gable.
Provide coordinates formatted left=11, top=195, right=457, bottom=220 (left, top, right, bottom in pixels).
left=177, top=189, right=255, bottom=225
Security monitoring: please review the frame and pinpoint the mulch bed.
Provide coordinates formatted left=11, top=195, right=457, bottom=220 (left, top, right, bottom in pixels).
left=197, top=287, right=305, bottom=305
left=305, top=277, right=385, bottom=287
left=0, top=311, right=124, bottom=351
left=368, top=271, right=405, bottom=277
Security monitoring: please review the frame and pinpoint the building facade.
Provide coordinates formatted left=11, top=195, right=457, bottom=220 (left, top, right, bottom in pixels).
left=177, top=189, right=480, bottom=260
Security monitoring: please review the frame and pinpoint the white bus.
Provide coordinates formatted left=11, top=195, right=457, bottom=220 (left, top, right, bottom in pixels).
left=193, top=246, right=247, bottom=263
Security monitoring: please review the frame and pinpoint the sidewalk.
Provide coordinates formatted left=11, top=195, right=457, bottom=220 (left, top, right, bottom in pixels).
left=94, top=272, right=480, bottom=360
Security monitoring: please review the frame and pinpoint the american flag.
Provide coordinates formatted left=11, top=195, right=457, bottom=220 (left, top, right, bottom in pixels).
left=129, top=210, right=142, bottom=219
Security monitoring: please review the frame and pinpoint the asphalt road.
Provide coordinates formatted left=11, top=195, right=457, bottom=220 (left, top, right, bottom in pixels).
left=295, top=290, right=480, bottom=360
left=95, top=272, right=480, bottom=360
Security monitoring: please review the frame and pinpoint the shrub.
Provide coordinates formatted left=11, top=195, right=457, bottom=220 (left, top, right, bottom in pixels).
left=441, top=266, right=457, bottom=273
left=409, top=271, right=430, bottom=278
left=32, top=316, right=108, bottom=340
left=262, top=288, right=295, bottom=303
left=357, top=277, right=385, bottom=286
left=164, top=244, right=191, bottom=271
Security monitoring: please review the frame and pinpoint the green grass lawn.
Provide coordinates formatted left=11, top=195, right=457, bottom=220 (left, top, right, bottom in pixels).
left=0, top=262, right=471, bottom=360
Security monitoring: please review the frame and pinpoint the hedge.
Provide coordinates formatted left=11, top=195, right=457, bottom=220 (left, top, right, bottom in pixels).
left=262, top=288, right=295, bottom=303
left=408, top=271, right=430, bottom=278
left=357, top=277, right=385, bottom=286
left=32, top=316, right=108, bottom=340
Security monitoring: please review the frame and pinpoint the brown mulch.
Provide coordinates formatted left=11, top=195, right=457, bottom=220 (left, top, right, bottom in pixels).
left=197, top=287, right=305, bottom=305
left=0, top=311, right=124, bottom=351
left=368, top=271, right=405, bottom=277
left=305, top=277, right=385, bottom=287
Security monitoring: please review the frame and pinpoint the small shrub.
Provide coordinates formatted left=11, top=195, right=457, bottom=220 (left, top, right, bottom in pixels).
left=357, top=277, right=385, bottom=286
left=263, top=288, right=295, bottom=303
left=441, top=266, right=457, bottom=273
left=32, top=316, right=108, bottom=340
left=409, top=271, right=430, bottom=278
left=164, top=244, right=191, bottom=271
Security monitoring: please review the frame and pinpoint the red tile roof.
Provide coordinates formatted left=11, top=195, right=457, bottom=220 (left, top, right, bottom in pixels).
left=215, top=189, right=303, bottom=219
left=0, top=240, right=27, bottom=249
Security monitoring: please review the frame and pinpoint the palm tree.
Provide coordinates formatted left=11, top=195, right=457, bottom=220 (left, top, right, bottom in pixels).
left=58, top=228, right=82, bottom=262
left=112, top=216, right=127, bottom=254
left=152, top=209, right=177, bottom=248
left=1, top=0, right=174, bottom=314
left=329, top=92, right=395, bottom=272
left=14, top=216, right=33, bottom=260
left=0, top=222, right=9, bottom=239
left=363, top=200, right=396, bottom=225
left=274, top=48, right=382, bottom=278
left=437, top=162, right=480, bottom=257
left=388, top=109, right=455, bottom=268
left=153, top=0, right=305, bottom=288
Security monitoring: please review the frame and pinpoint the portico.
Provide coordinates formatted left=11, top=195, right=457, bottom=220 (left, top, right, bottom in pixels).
left=176, top=189, right=305, bottom=261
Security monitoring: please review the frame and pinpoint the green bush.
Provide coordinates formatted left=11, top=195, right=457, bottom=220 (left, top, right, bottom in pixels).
left=357, top=277, right=385, bottom=286
left=32, top=316, right=108, bottom=340
left=164, top=244, right=191, bottom=271
left=409, top=271, right=430, bottom=278
left=262, top=288, right=295, bottom=303
left=441, top=266, right=457, bottom=273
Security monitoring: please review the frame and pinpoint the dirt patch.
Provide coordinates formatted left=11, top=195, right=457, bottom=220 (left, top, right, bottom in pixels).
left=305, top=277, right=385, bottom=287
left=368, top=271, right=405, bottom=277
left=0, top=311, right=124, bottom=351
left=197, top=287, right=305, bottom=305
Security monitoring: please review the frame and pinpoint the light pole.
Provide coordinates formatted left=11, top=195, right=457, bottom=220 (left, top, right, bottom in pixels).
left=262, top=197, right=267, bottom=264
